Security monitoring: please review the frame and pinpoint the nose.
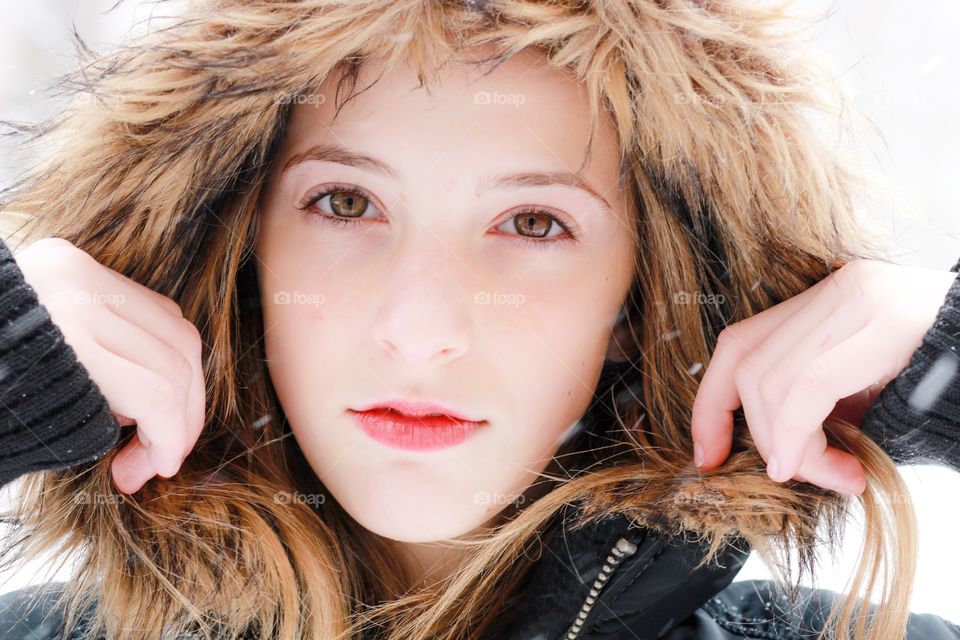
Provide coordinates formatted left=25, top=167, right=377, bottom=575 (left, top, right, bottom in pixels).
left=371, top=246, right=472, bottom=369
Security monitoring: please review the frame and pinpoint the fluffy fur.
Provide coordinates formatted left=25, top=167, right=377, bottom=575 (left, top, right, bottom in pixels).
left=0, top=1, right=916, bottom=638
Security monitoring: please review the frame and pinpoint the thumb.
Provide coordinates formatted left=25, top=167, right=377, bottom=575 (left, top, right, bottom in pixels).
left=111, top=412, right=138, bottom=427
left=111, top=436, right=157, bottom=494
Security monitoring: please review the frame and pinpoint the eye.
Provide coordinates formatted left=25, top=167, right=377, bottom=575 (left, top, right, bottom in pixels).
left=297, top=182, right=382, bottom=227
left=497, top=207, right=579, bottom=248
left=296, top=185, right=579, bottom=249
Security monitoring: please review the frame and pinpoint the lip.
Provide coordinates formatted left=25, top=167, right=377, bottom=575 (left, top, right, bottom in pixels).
left=351, top=399, right=484, bottom=423
left=348, top=399, right=487, bottom=451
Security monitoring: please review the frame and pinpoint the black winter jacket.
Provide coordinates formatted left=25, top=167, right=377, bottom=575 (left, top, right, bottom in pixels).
left=1, top=236, right=959, bottom=639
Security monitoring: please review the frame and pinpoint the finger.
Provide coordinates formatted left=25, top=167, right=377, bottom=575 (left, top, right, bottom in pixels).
left=692, top=294, right=806, bottom=469
left=793, top=430, right=866, bottom=496
left=91, top=303, right=200, bottom=462
left=111, top=432, right=157, bottom=494
left=85, top=261, right=200, bottom=384
left=758, top=303, right=870, bottom=480
left=691, top=268, right=854, bottom=469
left=77, top=331, right=187, bottom=477
left=692, top=325, right=777, bottom=468
left=74, top=259, right=204, bottom=446
left=182, top=323, right=205, bottom=451
left=108, top=293, right=205, bottom=449
left=733, top=354, right=773, bottom=462
left=97, top=263, right=185, bottom=319
left=767, top=319, right=894, bottom=482
left=750, top=283, right=864, bottom=406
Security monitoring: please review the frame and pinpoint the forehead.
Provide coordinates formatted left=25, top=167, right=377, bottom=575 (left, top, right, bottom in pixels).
left=278, top=48, right=623, bottom=190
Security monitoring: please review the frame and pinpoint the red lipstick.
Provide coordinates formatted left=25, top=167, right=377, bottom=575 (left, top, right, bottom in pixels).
left=349, top=400, right=486, bottom=451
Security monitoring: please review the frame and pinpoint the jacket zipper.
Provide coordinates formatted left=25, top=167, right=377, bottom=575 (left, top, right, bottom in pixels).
left=562, top=537, right=639, bottom=640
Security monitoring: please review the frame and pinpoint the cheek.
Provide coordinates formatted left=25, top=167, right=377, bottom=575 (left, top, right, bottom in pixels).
left=513, top=312, right=627, bottom=429
left=519, top=286, right=612, bottom=375
left=494, top=302, right=609, bottom=445
left=466, top=337, right=602, bottom=519
left=262, top=291, right=343, bottom=387
left=257, top=276, right=333, bottom=404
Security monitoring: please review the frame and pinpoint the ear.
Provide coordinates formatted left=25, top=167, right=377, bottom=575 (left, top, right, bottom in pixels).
left=604, top=307, right=635, bottom=363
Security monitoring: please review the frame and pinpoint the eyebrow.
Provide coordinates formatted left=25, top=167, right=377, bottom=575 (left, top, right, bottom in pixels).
left=281, top=142, right=613, bottom=213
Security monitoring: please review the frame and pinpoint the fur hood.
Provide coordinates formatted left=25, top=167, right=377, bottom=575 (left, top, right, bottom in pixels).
left=0, top=1, right=927, bottom=639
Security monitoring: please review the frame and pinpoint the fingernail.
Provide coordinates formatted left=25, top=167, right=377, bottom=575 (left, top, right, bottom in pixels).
left=693, top=442, right=704, bottom=467
left=767, top=456, right=780, bottom=481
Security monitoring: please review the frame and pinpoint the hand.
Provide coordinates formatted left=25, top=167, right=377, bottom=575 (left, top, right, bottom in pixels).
left=690, top=259, right=958, bottom=496
left=14, top=237, right=205, bottom=494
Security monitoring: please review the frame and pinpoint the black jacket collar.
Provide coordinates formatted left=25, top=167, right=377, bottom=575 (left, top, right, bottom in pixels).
left=489, top=502, right=752, bottom=639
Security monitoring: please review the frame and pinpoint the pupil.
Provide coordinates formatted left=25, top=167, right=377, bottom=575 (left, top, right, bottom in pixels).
left=519, top=213, right=549, bottom=237
left=332, top=191, right=366, bottom=217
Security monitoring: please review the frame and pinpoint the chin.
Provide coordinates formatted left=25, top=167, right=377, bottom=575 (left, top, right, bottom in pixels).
left=357, top=510, right=475, bottom=543
left=345, top=489, right=491, bottom=542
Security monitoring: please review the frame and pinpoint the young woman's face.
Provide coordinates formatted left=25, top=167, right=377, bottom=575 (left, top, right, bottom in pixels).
left=255, top=49, right=636, bottom=543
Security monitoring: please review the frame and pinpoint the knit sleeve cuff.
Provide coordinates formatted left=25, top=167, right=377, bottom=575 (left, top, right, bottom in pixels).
left=859, top=255, right=960, bottom=468
left=0, top=237, right=120, bottom=489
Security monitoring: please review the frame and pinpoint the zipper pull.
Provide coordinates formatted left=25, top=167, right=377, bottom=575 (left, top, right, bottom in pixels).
left=563, top=537, right=638, bottom=640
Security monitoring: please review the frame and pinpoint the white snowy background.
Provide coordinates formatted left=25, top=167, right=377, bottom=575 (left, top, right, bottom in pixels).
left=1, top=0, right=958, bottom=625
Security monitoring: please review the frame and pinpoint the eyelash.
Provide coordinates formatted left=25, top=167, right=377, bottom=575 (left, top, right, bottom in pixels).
left=296, top=182, right=580, bottom=249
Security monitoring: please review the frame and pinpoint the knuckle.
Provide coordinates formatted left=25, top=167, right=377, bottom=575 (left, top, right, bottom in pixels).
left=173, top=350, right=192, bottom=382
left=837, top=258, right=873, bottom=280
left=758, top=372, right=789, bottom=409
left=37, top=236, right=74, bottom=248
left=856, top=283, right=887, bottom=311
left=18, top=240, right=79, bottom=283
left=146, top=375, right=177, bottom=411
left=30, top=236, right=77, bottom=256
left=796, top=358, right=834, bottom=398
left=836, top=260, right=884, bottom=305
left=715, top=324, right=744, bottom=352
left=180, top=318, right=202, bottom=350
left=733, top=353, right=763, bottom=391
left=161, top=294, right=185, bottom=318
left=732, top=365, right=752, bottom=397
left=176, top=320, right=204, bottom=365
left=55, top=241, right=96, bottom=271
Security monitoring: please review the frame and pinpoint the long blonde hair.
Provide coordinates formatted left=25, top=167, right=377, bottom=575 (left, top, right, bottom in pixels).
left=0, top=1, right=917, bottom=638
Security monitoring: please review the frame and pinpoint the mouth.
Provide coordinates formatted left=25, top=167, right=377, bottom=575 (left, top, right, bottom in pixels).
left=351, top=399, right=484, bottom=423
left=348, top=400, right=487, bottom=451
